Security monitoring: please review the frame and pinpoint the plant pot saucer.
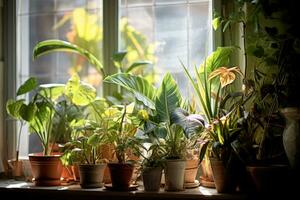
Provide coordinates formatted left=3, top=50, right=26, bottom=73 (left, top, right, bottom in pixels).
left=104, top=183, right=138, bottom=191
left=184, top=180, right=200, bottom=189
left=199, top=177, right=215, bottom=188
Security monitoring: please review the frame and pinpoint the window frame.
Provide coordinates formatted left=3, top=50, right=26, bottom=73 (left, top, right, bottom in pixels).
left=1, top=0, right=221, bottom=163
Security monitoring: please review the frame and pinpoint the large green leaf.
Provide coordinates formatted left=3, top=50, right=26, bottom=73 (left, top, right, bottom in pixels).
left=33, top=39, right=105, bottom=75
left=104, top=73, right=157, bottom=110
left=6, top=99, right=26, bottom=119
left=17, top=77, right=38, bottom=96
left=155, top=73, right=182, bottom=123
left=200, top=46, right=237, bottom=74
left=65, top=74, right=97, bottom=106
left=19, top=103, right=37, bottom=122
left=39, top=84, right=65, bottom=100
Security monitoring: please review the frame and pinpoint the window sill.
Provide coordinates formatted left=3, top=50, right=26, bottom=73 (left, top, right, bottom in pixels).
left=0, top=179, right=247, bottom=200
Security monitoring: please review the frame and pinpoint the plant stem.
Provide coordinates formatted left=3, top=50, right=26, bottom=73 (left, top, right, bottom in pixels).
left=16, top=121, right=24, bottom=162
left=242, top=21, right=248, bottom=80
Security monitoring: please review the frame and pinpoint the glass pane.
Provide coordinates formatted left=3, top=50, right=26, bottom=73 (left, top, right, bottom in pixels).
left=121, top=1, right=212, bottom=97
left=126, top=0, right=154, bottom=7
left=155, top=0, right=187, bottom=5
left=17, top=0, right=103, bottom=155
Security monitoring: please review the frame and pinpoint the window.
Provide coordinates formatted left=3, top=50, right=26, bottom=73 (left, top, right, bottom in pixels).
left=14, top=0, right=212, bottom=157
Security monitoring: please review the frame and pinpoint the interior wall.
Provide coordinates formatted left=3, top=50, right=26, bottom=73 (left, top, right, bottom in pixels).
left=0, top=0, right=5, bottom=174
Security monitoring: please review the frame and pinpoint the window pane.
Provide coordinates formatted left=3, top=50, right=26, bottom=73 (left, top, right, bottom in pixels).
left=17, top=0, right=103, bottom=155
left=120, top=0, right=212, bottom=97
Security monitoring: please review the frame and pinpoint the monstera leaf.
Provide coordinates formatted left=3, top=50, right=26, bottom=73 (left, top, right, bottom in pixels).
left=33, top=39, right=104, bottom=75
left=104, top=73, right=157, bottom=110
left=155, top=73, right=182, bottom=123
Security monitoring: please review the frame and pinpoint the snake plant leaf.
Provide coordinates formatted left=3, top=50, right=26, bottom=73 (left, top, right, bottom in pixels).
left=6, top=99, right=26, bottom=120
left=126, top=61, right=152, bottom=73
left=65, top=74, right=96, bottom=106
left=32, top=39, right=105, bottom=75
left=16, top=77, right=38, bottom=96
left=155, top=73, right=182, bottom=123
left=104, top=73, right=156, bottom=110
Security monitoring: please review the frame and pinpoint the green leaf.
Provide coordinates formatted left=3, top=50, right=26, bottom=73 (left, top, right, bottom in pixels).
left=212, top=17, right=221, bottom=30
left=39, top=84, right=65, bottom=100
left=126, top=61, right=152, bottom=73
left=87, top=133, right=103, bottom=147
left=252, top=46, right=265, bottom=58
left=19, top=103, right=37, bottom=122
left=33, top=40, right=105, bottom=76
left=17, top=77, right=38, bottom=96
left=155, top=73, right=182, bottom=123
left=112, top=51, right=127, bottom=69
left=200, top=46, right=237, bottom=74
left=104, top=73, right=157, bottom=110
left=223, top=20, right=231, bottom=32
left=65, top=74, right=97, bottom=106
left=6, top=99, right=26, bottom=119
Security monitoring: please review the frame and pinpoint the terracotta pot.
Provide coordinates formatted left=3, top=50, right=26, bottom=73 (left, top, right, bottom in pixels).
left=108, top=163, right=134, bottom=190
left=142, top=167, right=162, bottom=191
left=246, top=165, right=288, bottom=193
left=164, top=159, right=186, bottom=191
left=184, top=159, right=199, bottom=183
left=210, top=158, right=236, bottom=193
left=29, top=154, right=63, bottom=186
left=72, top=164, right=80, bottom=181
left=79, top=164, right=106, bottom=188
left=8, top=159, right=23, bottom=179
left=199, top=156, right=215, bottom=188
left=61, top=165, right=75, bottom=182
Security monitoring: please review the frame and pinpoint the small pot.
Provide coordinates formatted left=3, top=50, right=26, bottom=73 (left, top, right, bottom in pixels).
left=108, top=163, right=134, bottom=190
left=79, top=164, right=106, bottom=188
left=184, top=159, right=199, bottom=183
left=246, top=164, right=288, bottom=193
left=29, top=154, right=63, bottom=186
left=142, top=166, right=162, bottom=191
left=210, top=158, right=236, bottom=193
left=164, top=159, right=186, bottom=191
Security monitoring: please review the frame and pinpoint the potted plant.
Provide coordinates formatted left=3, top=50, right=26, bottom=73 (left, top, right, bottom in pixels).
left=63, top=118, right=108, bottom=188
left=6, top=77, right=38, bottom=180
left=104, top=72, right=206, bottom=191
left=140, top=139, right=165, bottom=192
left=104, top=104, right=144, bottom=191
left=180, top=46, right=243, bottom=192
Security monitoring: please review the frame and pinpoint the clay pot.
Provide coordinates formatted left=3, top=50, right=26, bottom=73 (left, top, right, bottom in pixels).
left=164, top=159, right=186, bottom=191
left=108, top=163, right=134, bottom=190
left=8, top=159, right=23, bottom=179
left=199, top=157, right=215, bottom=188
left=210, top=158, right=236, bottom=193
left=29, top=154, right=63, bottom=186
left=79, top=164, right=106, bottom=188
left=184, top=159, right=199, bottom=183
left=246, top=165, right=289, bottom=193
left=142, top=167, right=162, bottom=191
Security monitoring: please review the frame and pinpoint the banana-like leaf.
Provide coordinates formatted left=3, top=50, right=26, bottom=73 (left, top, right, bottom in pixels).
left=104, top=73, right=156, bottom=110
left=17, top=77, right=38, bottom=96
left=33, top=39, right=105, bottom=76
left=155, top=73, right=182, bottom=123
